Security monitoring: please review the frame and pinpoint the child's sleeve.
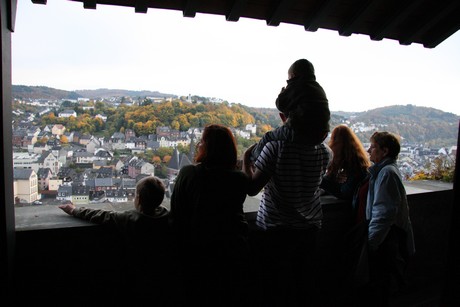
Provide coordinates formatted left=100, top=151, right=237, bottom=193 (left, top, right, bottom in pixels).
left=73, top=207, right=125, bottom=226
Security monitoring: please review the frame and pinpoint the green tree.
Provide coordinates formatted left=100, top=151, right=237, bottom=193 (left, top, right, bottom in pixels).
left=156, top=147, right=173, bottom=160
left=62, top=100, right=77, bottom=108
left=171, top=120, right=180, bottom=130
left=177, top=144, right=190, bottom=155
left=155, top=164, right=168, bottom=179
left=177, top=114, right=191, bottom=131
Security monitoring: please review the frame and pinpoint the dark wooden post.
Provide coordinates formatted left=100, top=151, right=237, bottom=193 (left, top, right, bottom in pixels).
left=0, top=0, right=16, bottom=301
left=442, top=119, right=460, bottom=304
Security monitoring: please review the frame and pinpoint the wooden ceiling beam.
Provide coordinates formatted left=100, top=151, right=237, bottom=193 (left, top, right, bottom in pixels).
left=226, top=0, right=247, bottom=22
left=370, top=0, right=419, bottom=41
left=183, top=0, right=196, bottom=18
left=83, top=0, right=96, bottom=10
left=423, top=18, right=460, bottom=48
left=399, top=0, right=460, bottom=45
left=135, top=0, right=148, bottom=13
left=37, top=0, right=460, bottom=48
left=267, top=0, right=295, bottom=27
left=303, top=0, right=337, bottom=32
left=339, top=0, right=377, bottom=37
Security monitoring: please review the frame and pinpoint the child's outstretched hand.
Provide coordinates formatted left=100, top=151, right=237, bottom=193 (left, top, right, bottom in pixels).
left=58, top=202, right=76, bottom=215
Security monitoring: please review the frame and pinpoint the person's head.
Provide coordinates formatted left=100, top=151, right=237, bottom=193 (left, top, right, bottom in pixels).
left=195, top=124, right=238, bottom=169
left=276, top=60, right=328, bottom=116
left=279, top=79, right=330, bottom=144
left=327, top=124, right=370, bottom=174
left=368, top=131, right=401, bottom=163
left=288, top=59, right=316, bottom=81
left=134, top=176, right=165, bottom=215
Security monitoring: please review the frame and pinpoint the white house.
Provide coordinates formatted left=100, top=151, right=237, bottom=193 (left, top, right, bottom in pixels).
left=106, top=189, right=128, bottom=203
left=12, top=152, right=40, bottom=171
left=95, top=114, right=107, bottom=122
left=235, top=129, right=251, bottom=139
left=58, top=109, right=77, bottom=118
left=74, top=151, right=94, bottom=164
left=49, top=178, right=63, bottom=191
left=51, top=124, right=66, bottom=136
left=13, top=168, right=39, bottom=204
left=245, top=124, right=257, bottom=135
left=37, top=151, right=60, bottom=175
left=86, top=138, right=101, bottom=154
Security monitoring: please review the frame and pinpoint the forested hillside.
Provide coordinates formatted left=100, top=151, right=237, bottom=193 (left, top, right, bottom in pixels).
left=75, top=88, right=175, bottom=99
left=29, top=100, right=256, bottom=138
left=12, top=85, right=459, bottom=147
left=333, top=105, right=459, bottom=146
left=13, top=85, right=81, bottom=100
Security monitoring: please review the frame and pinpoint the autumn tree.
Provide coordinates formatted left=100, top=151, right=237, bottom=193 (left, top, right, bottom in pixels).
left=156, top=147, right=173, bottom=160
left=37, top=99, right=258, bottom=138
left=66, top=116, right=78, bottom=131
left=163, top=155, right=172, bottom=164
left=171, top=120, right=180, bottom=130
left=177, top=143, right=190, bottom=155
left=157, top=101, right=175, bottom=123
left=40, top=113, right=56, bottom=126
left=37, top=137, right=48, bottom=144
left=187, top=114, right=199, bottom=128
left=176, top=114, right=191, bottom=131
left=60, top=135, right=69, bottom=144
left=258, top=124, right=273, bottom=136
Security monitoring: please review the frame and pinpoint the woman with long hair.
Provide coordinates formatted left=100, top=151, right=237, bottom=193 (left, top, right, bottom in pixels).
left=321, top=124, right=371, bottom=200
left=318, top=125, right=371, bottom=304
left=170, top=124, right=250, bottom=306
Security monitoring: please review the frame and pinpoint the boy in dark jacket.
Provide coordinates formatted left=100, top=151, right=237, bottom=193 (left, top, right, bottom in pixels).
left=59, top=176, right=169, bottom=233
left=58, top=176, right=175, bottom=305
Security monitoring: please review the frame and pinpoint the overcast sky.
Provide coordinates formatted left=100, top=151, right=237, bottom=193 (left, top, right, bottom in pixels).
left=12, top=0, right=460, bottom=115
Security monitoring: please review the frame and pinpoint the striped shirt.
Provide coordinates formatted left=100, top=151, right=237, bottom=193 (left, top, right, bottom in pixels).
left=254, top=140, right=331, bottom=230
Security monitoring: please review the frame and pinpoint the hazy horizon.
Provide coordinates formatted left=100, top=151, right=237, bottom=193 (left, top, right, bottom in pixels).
left=13, top=84, right=460, bottom=117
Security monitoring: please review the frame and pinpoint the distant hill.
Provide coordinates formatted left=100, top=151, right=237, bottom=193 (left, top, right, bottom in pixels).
left=12, top=85, right=175, bottom=100
left=12, top=85, right=81, bottom=100
left=331, top=105, right=459, bottom=147
left=353, top=104, right=457, bottom=123
left=75, top=88, right=176, bottom=99
left=243, top=105, right=458, bottom=147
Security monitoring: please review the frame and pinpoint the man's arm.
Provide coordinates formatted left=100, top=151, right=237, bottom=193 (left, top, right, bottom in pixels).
left=243, top=144, right=270, bottom=196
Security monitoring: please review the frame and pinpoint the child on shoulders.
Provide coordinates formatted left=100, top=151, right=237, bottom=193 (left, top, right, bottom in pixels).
left=250, top=58, right=330, bottom=161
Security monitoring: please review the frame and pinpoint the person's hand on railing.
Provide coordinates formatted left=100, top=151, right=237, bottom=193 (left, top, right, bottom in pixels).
left=58, top=202, right=76, bottom=215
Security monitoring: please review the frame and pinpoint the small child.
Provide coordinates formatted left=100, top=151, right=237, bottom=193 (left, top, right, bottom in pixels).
left=58, top=176, right=169, bottom=237
left=59, top=176, right=173, bottom=305
left=250, top=59, right=330, bottom=160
